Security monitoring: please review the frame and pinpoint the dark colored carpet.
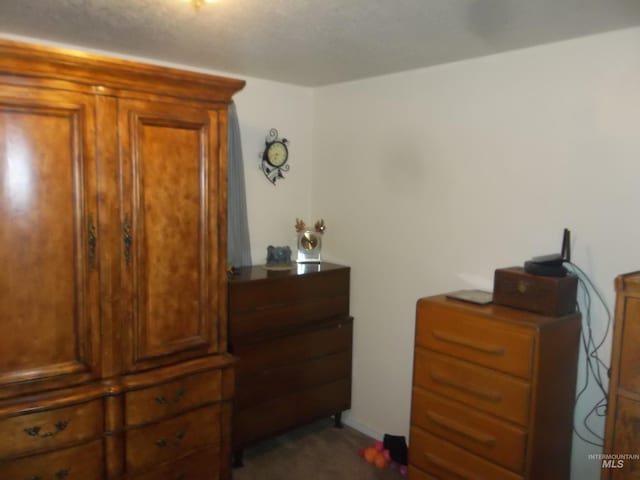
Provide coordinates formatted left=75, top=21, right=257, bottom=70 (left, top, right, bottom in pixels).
left=232, top=419, right=406, bottom=480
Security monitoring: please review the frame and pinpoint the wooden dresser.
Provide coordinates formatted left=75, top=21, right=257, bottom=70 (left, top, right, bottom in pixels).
left=228, top=263, right=352, bottom=464
left=409, top=295, right=581, bottom=480
left=0, top=39, right=244, bottom=479
left=603, top=272, right=640, bottom=479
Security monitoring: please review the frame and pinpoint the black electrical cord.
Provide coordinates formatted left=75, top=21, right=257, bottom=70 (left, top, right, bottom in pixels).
left=565, top=261, right=612, bottom=448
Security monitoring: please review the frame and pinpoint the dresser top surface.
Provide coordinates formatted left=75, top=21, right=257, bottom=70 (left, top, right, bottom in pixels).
left=419, top=294, right=580, bottom=328
left=228, top=262, right=349, bottom=284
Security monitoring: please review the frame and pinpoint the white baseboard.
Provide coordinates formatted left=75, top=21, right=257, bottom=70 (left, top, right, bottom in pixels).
left=339, top=412, right=384, bottom=441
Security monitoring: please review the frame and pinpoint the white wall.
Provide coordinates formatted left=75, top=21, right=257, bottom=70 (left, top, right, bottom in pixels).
left=231, top=81, right=315, bottom=264
left=313, top=27, right=640, bottom=480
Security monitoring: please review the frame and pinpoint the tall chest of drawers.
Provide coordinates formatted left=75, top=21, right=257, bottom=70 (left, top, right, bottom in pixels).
left=228, top=263, right=353, bottom=463
left=602, top=272, right=640, bottom=479
left=409, top=295, right=581, bottom=480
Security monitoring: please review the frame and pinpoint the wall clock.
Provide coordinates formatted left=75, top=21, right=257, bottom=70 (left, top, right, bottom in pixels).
left=295, top=218, right=325, bottom=263
left=261, top=128, right=290, bottom=185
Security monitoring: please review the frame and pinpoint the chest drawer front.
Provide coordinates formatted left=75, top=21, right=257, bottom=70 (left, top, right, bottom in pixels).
left=411, top=388, right=527, bottom=473
left=414, top=349, right=530, bottom=426
left=128, top=445, right=220, bottom=480
left=125, top=404, right=221, bottom=473
left=229, top=269, right=350, bottom=340
left=125, top=369, right=222, bottom=426
left=416, top=301, right=534, bottom=379
left=229, top=268, right=349, bottom=313
left=409, top=428, right=523, bottom=480
left=236, top=319, right=352, bottom=375
left=0, top=399, right=103, bottom=458
left=0, top=439, right=103, bottom=480
left=407, top=465, right=441, bottom=480
left=236, top=350, right=351, bottom=409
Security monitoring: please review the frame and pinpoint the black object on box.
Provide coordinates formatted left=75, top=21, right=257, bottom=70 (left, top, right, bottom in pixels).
left=493, top=266, right=578, bottom=316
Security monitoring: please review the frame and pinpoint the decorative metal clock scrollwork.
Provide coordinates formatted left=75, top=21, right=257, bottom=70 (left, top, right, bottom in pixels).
left=260, top=128, right=289, bottom=185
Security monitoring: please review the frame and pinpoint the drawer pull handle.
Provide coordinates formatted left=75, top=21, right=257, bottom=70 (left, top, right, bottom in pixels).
left=155, top=430, right=187, bottom=448
left=24, top=421, right=69, bottom=438
left=425, top=453, right=479, bottom=480
left=432, top=330, right=505, bottom=356
left=430, top=371, right=502, bottom=402
left=155, top=387, right=187, bottom=406
left=426, top=411, right=496, bottom=446
left=29, top=469, right=70, bottom=480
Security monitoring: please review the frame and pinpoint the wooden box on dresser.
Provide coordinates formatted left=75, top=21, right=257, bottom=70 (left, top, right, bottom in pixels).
left=408, top=295, right=581, bottom=480
left=228, top=263, right=353, bottom=464
left=0, top=39, right=244, bottom=479
left=603, top=272, right=640, bottom=479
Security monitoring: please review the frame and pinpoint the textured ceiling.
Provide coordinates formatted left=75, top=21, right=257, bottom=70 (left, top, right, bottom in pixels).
left=1, top=0, right=639, bottom=86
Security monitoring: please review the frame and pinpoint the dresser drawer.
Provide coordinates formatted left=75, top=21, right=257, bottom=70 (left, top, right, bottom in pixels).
left=0, top=439, right=103, bottom=480
left=411, top=388, right=527, bottom=473
left=229, top=269, right=349, bottom=341
left=126, top=369, right=222, bottom=426
left=234, top=378, right=350, bottom=448
left=413, top=349, right=531, bottom=426
left=236, top=320, right=352, bottom=375
left=129, top=446, right=220, bottom=480
left=407, top=465, right=441, bottom=480
left=416, top=300, right=534, bottom=379
left=409, top=428, right=523, bottom=480
left=236, top=350, right=351, bottom=409
left=0, top=399, right=103, bottom=458
left=126, top=404, right=221, bottom=473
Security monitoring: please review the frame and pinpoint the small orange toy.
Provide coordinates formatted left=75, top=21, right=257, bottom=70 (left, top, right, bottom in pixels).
left=359, top=441, right=390, bottom=469
left=373, top=451, right=387, bottom=469
left=363, top=446, right=377, bottom=463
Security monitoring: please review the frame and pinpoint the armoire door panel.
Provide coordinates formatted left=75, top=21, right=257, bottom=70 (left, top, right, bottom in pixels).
left=119, top=99, right=223, bottom=370
left=0, top=85, right=100, bottom=395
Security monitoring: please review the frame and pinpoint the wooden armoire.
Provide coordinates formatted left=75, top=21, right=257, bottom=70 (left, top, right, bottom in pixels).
left=0, top=39, right=244, bottom=479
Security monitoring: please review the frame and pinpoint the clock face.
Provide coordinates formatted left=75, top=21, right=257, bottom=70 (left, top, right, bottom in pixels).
left=266, top=141, right=288, bottom=167
left=300, top=231, right=319, bottom=250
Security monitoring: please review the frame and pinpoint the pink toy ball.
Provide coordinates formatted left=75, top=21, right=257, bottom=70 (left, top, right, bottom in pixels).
left=398, top=464, right=408, bottom=477
left=374, top=440, right=384, bottom=452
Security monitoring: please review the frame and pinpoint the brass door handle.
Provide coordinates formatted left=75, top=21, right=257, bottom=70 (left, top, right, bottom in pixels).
left=88, top=214, right=97, bottom=270
left=123, top=217, right=132, bottom=267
